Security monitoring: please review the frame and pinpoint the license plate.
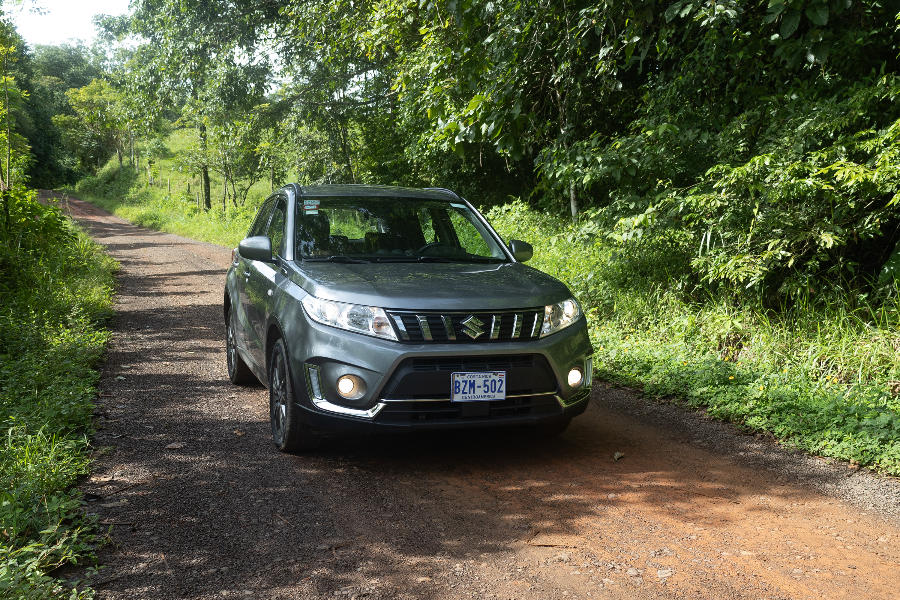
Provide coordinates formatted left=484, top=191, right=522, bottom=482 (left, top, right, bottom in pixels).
left=451, top=372, right=506, bottom=402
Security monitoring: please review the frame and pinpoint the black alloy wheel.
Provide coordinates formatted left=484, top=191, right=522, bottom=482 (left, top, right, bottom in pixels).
left=226, top=310, right=254, bottom=384
left=269, top=338, right=321, bottom=453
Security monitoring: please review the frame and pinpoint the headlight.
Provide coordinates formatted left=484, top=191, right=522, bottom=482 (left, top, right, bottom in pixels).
left=540, top=298, right=582, bottom=338
left=301, top=295, right=398, bottom=341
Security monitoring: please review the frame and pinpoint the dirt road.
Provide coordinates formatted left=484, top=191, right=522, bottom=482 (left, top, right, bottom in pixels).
left=58, top=194, right=900, bottom=600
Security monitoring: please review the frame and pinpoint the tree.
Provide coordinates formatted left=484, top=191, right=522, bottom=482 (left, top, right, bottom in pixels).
left=53, top=79, right=127, bottom=172
left=121, top=0, right=275, bottom=210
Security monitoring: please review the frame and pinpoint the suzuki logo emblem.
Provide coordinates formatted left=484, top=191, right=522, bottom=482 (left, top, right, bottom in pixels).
left=461, top=315, right=485, bottom=339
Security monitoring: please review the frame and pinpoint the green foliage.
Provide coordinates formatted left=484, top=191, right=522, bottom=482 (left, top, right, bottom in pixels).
left=21, top=39, right=104, bottom=187
left=53, top=79, right=128, bottom=173
left=31, top=43, right=102, bottom=92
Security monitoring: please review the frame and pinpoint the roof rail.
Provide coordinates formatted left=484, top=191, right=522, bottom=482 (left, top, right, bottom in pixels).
left=423, top=187, right=461, bottom=199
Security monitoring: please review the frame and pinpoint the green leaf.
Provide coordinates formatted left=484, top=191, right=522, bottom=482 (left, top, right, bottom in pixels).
left=807, top=41, right=829, bottom=64
left=805, top=3, right=829, bottom=26
left=878, top=244, right=900, bottom=284
left=780, top=9, right=801, bottom=38
left=664, top=2, right=684, bottom=23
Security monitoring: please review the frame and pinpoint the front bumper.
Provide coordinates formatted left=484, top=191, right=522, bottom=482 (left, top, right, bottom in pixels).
left=301, top=388, right=591, bottom=433
left=284, top=314, right=593, bottom=434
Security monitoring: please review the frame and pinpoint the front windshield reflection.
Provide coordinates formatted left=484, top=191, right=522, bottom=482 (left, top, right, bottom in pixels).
left=295, top=197, right=508, bottom=263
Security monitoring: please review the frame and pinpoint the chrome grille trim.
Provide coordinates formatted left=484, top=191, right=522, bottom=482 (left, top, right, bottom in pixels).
left=442, top=315, right=456, bottom=340
left=512, top=314, right=522, bottom=338
left=531, top=312, right=543, bottom=337
left=490, top=315, right=500, bottom=339
left=392, top=315, right=410, bottom=341
left=417, top=315, right=433, bottom=341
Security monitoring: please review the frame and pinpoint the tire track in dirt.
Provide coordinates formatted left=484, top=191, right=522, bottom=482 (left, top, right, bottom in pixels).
left=52, top=192, right=900, bottom=599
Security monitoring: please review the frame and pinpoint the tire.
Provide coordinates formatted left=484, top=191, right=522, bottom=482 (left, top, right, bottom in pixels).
left=226, top=310, right=255, bottom=384
left=530, top=417, right=571, bottom=438
left=269, top=338, right=321, bottom=453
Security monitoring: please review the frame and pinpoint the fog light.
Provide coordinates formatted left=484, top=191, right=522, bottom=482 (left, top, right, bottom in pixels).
left=337, top=376, right=355, bottom=396
left=336, top=374, right=366, bottom=400
left=567, top=367, right=583, bottom=388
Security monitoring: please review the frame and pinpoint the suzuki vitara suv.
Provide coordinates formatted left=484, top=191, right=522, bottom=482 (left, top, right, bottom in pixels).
left=224, top=184, right=593, bottom=452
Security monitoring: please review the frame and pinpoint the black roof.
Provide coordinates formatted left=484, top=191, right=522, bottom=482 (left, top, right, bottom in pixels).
left=289, top=184, right=461, bottom=201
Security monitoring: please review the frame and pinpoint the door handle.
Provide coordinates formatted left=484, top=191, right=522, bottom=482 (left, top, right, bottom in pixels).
left=267, top=289, right=273, bottom=297
left=243, top=271, right=251, bottom=277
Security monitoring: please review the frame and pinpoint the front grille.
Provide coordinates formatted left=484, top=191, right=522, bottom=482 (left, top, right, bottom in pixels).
left=387, top=309, right=544, bottom=343
left=376, top=394, right=561, bottom=423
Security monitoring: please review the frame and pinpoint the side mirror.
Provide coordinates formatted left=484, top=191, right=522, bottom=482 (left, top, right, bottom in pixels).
left=238, top=236, right=274, bottom=263
left=508, top=239, right=533, bottom=262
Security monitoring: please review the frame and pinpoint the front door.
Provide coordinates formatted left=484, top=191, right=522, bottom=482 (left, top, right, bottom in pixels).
left=244, top=196, right=287, bottom=369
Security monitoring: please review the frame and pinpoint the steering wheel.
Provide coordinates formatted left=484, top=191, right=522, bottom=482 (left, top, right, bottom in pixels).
left=417, top=242, right=452, bottom=254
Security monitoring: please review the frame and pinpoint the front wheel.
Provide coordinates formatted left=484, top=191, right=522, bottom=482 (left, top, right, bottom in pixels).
left=269, top=339, right=321, bottom=453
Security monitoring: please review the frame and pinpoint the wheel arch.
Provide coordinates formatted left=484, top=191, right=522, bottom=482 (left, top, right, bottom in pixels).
left=265, top=319, right=285, bottom=373
left=224, top=289, right=233, bottom=321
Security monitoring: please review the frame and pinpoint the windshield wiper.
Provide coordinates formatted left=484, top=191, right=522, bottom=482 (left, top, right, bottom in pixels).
left=373, top=256, right=455, bottom=263
left=303, top=255, right=370, bottom=264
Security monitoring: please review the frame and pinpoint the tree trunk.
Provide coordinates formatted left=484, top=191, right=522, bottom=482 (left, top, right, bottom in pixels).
left=1, top=51, right=10, bottom=237
left=129, top=127, right=134, bottom=167
left=199, top=123, right=211, bottom=210
left=569, top=182, right=578, bottom=221
left=117, top=147, right=123, bottom=169
left=338, top=122, right=355, bottom=183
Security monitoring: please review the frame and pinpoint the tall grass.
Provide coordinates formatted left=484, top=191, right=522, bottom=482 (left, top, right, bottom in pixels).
left=1, top=216, right=117, bottom=599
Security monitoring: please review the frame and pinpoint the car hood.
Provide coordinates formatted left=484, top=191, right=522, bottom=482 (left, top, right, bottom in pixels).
left=292, top=261, right=573, bottom=310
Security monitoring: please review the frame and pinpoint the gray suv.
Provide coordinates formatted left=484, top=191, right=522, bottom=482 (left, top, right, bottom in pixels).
left=224, top=184, right=593, bottom=452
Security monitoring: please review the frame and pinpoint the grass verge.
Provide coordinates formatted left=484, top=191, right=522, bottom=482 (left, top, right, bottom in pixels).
left=1, top=211, right=117, bottom=598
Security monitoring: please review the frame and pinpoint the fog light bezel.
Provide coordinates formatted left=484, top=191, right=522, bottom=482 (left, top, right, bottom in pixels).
left=336, top=374, right=367, bottom=400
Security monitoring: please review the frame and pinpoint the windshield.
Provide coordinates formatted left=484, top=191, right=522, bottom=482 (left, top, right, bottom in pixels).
left=294, top=197, right=509, bottom=263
